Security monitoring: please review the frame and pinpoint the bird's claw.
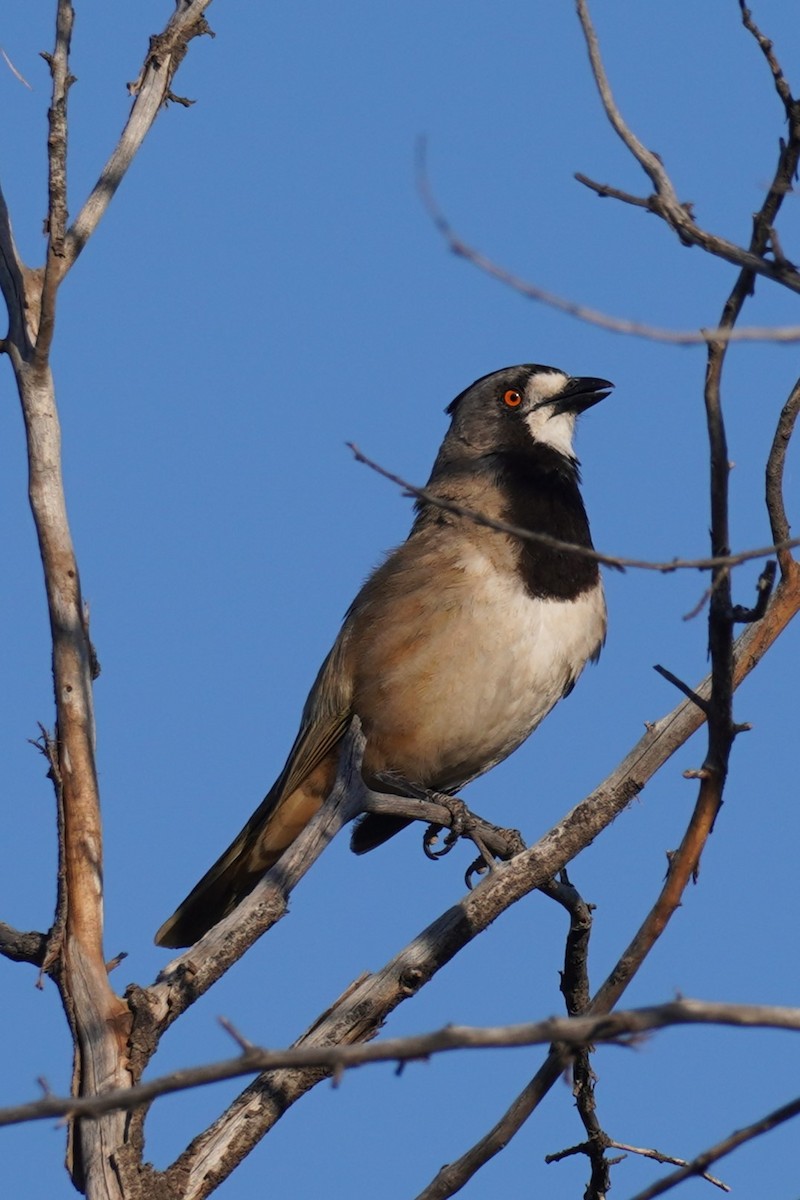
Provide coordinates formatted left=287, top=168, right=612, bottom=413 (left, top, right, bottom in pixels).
left=410, top=786, right=522, bottom=878
left=465, top=855, right=491, bottom=889
left=423, top=822, right=458, bottom=859
left=422, top=794, right=499, bottom=880
left=422, top=793, right=474, bottom=859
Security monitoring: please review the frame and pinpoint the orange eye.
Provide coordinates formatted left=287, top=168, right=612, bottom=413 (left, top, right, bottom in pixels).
left=503, top=389, right=522, bottom=407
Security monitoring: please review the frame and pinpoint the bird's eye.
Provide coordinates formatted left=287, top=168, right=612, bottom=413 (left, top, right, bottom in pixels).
left=503, top=389, right=522, bottom=408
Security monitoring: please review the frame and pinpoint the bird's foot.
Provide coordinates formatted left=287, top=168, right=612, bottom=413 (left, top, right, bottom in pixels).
left=422, top=794, right=473, bottom=860
left=368, top=773, right=526, bottom=879
left=461, top=821, right=527, bottom=888
left=420, top=792, right=523, bottom=887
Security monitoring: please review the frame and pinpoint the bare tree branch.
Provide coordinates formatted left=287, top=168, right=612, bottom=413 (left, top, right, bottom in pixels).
left=135, top=721, right=371, bottom=1038
left=0, top=6, right=220, bottom=1197
left=0, top=45, right=34, bottom=90
left=3, top=999, right=800, bottom=1128
left=628, top=1093, right=800, bottom=1200
left=547, top=876, right=612, bottom=1198
left=603, top=1141, right=728, bottom=1194
left=65, top=2, right=214, bottom=270
left=765, top=377, right=800, bottom=578
left=415, top=694, right=735, bottom=1198
left=5, top=5, right=799, bottom=1198
left=0, top=180, right=38, bottom=355
left=349, top=442, right=795, bottom=575
left=419, top=147, right=800, bottom=345
left=0, top=922, right=48, bottom=967
left=152, top=571, right=800, bottom=1199
left=575, top=0, right=800, bottom=293
left=36, top=0, right=74, bottom=361
left=13, top=269, right=131, bottom=1196
left=739, top=1, right=794, bottom=115
left=416, top=9, right=800, bottom=1188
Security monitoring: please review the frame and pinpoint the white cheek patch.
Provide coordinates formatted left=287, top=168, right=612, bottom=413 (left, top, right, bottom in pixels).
left=522, top=371, right=576, bottom=457
left=526, top=370, right=568, bottom=402
left=524, top=407, right=578, bottom=457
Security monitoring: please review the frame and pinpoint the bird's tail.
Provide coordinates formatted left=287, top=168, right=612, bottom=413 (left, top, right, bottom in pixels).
left=349, top=812, right=411, bottom=854
left=154, top=774, right=332, bottom=948
left=153, top=817, right=276, bottom=949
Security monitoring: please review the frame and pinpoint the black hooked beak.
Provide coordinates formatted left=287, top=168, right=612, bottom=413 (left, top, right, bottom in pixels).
left=550, top=376, right=614, bottom=416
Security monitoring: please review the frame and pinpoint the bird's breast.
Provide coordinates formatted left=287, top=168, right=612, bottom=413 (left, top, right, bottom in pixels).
left=351, top=543, right=606, bottom=792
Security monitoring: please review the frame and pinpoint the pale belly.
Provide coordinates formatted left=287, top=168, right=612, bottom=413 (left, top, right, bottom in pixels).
left=354, top=553, right=606, bottom=792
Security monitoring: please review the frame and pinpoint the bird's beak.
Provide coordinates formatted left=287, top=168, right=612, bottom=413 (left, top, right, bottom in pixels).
left=551, top=376, right=614, bottom=416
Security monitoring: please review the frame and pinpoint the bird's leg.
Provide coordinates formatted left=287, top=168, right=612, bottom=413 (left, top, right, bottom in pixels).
left=368, top=772, right=471, bottom=855
left=461, top=818, right=528, bottom=888
left=414, top=788, right=526, bottom=876
left=422, top=794, right=471, bottom=859
left=370, top=773, right=524, bottom=874
left=367, top=772, right=525, bottom=878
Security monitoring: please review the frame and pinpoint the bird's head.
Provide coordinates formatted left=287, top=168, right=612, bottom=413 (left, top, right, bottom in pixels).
left=443, top=364, right=613, bottom=462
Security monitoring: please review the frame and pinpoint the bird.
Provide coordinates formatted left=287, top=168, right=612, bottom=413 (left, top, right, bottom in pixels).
left=155, top=363, right=612, bottom=948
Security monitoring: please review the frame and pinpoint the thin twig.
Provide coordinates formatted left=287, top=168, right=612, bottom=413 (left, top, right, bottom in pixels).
left=348, top=442, right=800, bottom=573
left=730, top=560, right=777, bottom=623
left=1, top=46, right=33, bottom=89
left=545, top=875, right=613, bottom=1198
left=765, top=377, right=800, bottom=578
left=653, top=665, right=710, bottom=714
left=608, top=1140, right=729, bottom=1193
left=627, top=1094, right=800, bottom=1200
left=3, top=999, right=800, bottom=1127
left=65, top=4, right=213, bottom=267
left=575, top=0, right=682, bottom=205
left=738, top=2, right=794, bottom=114
left=575, top=0, right=800, bottom=294
left=574, top=172, right=652, bottom=209
left=418, top=141, right=800, bottom=342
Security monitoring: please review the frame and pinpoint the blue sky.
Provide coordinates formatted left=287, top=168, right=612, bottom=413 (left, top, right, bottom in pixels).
left=2, top=3, right=800, bottom=1197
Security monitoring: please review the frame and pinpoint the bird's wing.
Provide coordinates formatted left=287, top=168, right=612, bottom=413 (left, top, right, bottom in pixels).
left=266, top=628, right=356, bottom=806
left=154, top=629, right=355, bottom=947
